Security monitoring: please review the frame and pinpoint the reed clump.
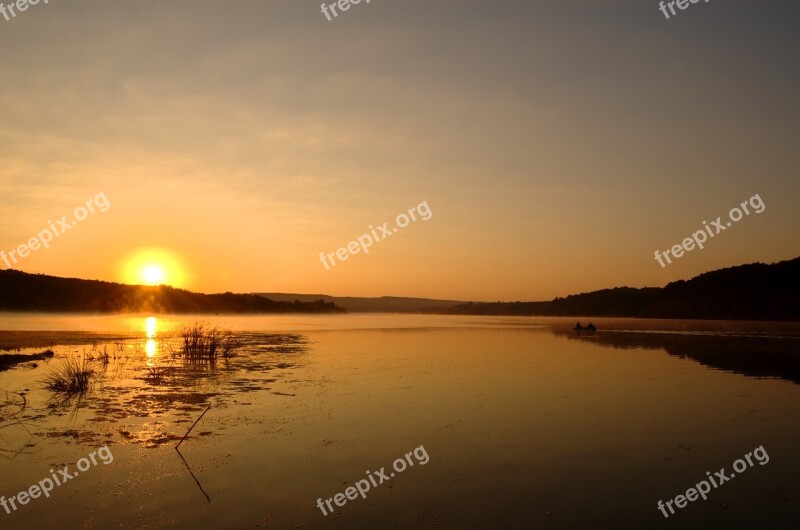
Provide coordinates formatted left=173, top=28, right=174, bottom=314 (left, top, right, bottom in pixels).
left=176, top=323, right=240, bottom=360
left=43, top=356, right=94, bottom=395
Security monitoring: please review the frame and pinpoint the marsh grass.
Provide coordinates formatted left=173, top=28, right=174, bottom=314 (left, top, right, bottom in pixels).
left=0, top=387, right=43, bottom=458
left=87, top=341, right=127, bottom=361
left=0, top=388, right=25, bottom=430
left=144, top=365, right=166, bottom=385
left=43, top=356, right=95, bottom=395
left=96, top=345, right=111, bottom=366
left=174, top=323, right=240, bottom=361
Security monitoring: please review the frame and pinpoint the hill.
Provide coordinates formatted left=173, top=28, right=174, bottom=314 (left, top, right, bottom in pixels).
left=0, top=270, right=343, bottom=314
left=438, top=258, right=800, bottom=321
left=256, top=293, right=463, bottom=313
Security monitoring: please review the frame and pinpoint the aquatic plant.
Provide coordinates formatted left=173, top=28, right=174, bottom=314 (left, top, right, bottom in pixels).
left=176, top=323, right=240, bottom=360
left=95, top=345, right=111, bottom=366
left=43, top=356, right=94, bottom=395
left=0, top=389, right=26, bottom=430
left=144, top=366, right=166, bottom=385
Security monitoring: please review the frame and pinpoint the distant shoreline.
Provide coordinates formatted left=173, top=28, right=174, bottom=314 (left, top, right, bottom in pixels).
left=1, top=256, right=798, bottom=320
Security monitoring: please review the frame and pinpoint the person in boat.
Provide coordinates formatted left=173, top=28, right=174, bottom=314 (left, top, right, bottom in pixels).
left=573, top=322, right=583, bottom=331
left=586, top=322, right=596, bottom=331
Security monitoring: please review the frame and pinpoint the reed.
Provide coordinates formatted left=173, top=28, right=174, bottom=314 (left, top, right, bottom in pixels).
left=43, top=356, right=94, bottom=394
left=177, top=323, right=239, bottom=360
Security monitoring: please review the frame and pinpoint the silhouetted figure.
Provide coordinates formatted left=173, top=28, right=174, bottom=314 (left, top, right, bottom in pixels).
left=586, top=322, right=597, bottom=331
left=573, top=322, right=584, bottom=331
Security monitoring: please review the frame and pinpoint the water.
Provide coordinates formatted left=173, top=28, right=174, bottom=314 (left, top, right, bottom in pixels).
left=0, top=314, right=798, bottom=529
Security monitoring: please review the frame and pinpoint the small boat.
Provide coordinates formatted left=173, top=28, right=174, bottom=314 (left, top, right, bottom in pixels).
left=573, top=322, right=597, bottom=332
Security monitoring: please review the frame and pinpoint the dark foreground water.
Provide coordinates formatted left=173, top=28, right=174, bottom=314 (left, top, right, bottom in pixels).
left=0, top=314, right=798, bottom=529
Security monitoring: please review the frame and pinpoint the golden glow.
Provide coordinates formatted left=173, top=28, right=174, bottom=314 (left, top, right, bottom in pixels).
left=145, top=317, right=157, bottom=338
left=146, top=339, right=157, bottom=358
left=141, top=265, right=165, bottom=285
left=122, top=248, right=186, bottom=288
left=145, top=317, right=158, bottom=360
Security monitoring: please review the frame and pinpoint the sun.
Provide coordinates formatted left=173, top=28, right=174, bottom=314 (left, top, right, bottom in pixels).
left=122, top=248, right=186, bottom=288
left=141, top=264, right=166, bottom=286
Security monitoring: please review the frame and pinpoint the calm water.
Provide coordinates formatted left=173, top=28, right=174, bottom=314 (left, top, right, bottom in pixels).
left=0, top=314, right=798, bottom=529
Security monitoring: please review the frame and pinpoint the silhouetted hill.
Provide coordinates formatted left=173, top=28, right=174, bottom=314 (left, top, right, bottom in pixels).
left=439, top=258, right=800, bottom=321
left=0, top=270, right=343, bottom=314
left=256, top=293, right=463, bottom=313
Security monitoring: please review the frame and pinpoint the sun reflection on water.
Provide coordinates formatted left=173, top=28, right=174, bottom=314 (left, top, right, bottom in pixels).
left=145, top=317, right=158, bottom=361
left=146, top=317, right=157, bottom=338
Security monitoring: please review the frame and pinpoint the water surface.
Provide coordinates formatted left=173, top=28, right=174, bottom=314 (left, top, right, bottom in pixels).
left=0, top=315, right=797, bottom=529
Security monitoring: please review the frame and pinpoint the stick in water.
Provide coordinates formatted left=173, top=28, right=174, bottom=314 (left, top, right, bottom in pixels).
left=176, top=403, right=211, bottom=449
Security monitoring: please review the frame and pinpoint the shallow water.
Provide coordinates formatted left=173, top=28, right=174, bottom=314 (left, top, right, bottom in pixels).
left=0, top=314, right=798, bottom=529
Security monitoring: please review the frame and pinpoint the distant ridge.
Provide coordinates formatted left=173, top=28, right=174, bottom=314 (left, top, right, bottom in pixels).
left=255, top=293, right=463, bottom=313
left=438, top=258, right=800, bottom=321
left=2, top=258, right=797, bottom=320
left=0, top=270, right=343, bottom=314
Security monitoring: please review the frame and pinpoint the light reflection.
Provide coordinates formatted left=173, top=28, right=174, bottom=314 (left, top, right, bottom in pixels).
left=146, top=339, right=157, bottom=358
left=145, top=317, right=158, bottom=362
left=146, top=317, right=157, bottom=338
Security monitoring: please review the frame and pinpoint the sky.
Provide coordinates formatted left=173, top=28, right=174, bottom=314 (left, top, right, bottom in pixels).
left=0, top=0, right=798, bottom=301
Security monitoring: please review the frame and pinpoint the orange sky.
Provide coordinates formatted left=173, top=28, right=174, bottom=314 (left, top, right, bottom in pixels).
left=1, top=1, right=798, bottom=301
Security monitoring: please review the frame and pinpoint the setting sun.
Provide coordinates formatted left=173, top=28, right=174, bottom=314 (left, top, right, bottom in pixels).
left=141, top=265, right=165, bottom=285
left=122, top=248, right=186, bottom=288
